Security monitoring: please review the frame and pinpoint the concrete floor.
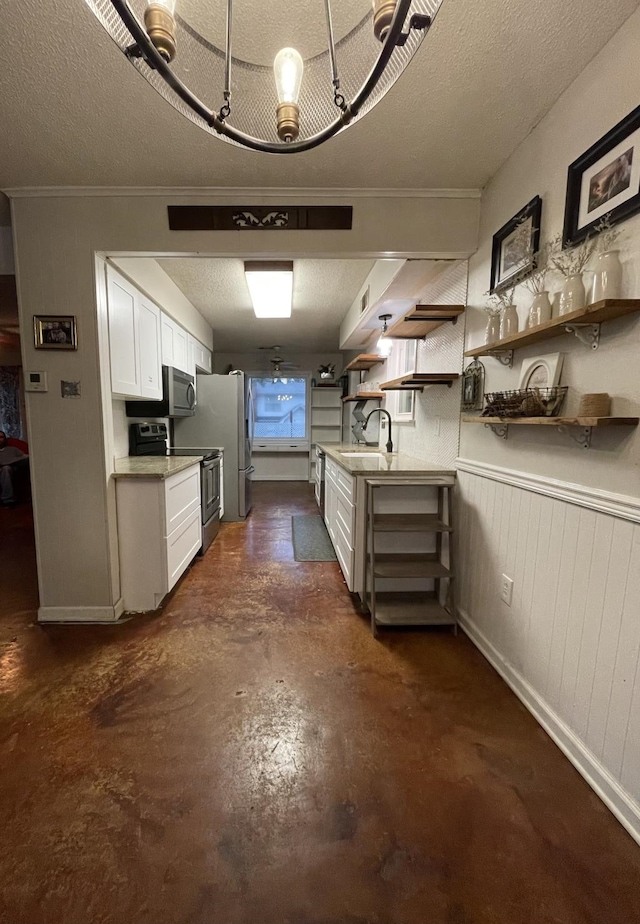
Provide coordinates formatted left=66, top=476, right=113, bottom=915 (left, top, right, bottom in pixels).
left=1, top=483, right=640, bottom=924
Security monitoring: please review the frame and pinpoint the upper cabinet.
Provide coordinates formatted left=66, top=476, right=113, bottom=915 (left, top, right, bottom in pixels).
left=107, top=266, right=161, bottom=400
left=190, top=335, right=212, bottom=374
left=107, top=264, right=212, bottom=399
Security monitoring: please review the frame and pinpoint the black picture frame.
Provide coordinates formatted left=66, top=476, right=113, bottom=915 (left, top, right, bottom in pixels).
left=490, top=196, right=542, bottom=293
left=563, top=104, right=640, bottom=246
left=461, top=360, right=485, bottom=412
left=33, top=315, right=78, bottom=351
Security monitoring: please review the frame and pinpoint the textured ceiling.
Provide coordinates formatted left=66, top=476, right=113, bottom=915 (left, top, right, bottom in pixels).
left=158, top=257, right=374, bottom=351
left=1, top=0, right=638, bottom=189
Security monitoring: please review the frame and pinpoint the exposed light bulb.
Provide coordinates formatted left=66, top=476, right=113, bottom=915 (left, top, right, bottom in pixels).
left=274, top=47, right=303, bottom=142
left=144, top=0, right=177, bottom=62
left=372, top=0, right=396, bottom=42
left=377, top=333, right=393, bottom=357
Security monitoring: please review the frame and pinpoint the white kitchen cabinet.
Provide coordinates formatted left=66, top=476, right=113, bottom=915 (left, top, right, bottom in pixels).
left=161, top=312, right=188, bottom=373
left=193, top=338, right=212, bottom=374
left=324, top=458, right=355, bottom=591
left=107, top=267, right=140, bottom=397
left=116, top=463, right=202, bottom=612
left=137, top=296, right=162, bottom=400
left=107, top=265, right=162, bottom=399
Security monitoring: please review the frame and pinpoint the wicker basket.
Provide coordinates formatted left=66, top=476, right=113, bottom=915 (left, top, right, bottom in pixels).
left=483, top=387, right=568, bottom=418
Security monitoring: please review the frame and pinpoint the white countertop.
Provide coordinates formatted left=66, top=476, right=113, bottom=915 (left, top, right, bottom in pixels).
left=317, top=443, right=456, bottom=477
left=113, top=456, right=204, bottom=480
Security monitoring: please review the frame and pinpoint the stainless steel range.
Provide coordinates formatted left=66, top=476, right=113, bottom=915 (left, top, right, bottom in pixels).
left=128, top=423, right=221, bottom=554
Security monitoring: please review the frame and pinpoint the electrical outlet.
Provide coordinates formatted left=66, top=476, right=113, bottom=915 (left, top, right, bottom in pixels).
left=500, top=574, right=514, bottom=606
left=433, top=417, right=441, bottom=436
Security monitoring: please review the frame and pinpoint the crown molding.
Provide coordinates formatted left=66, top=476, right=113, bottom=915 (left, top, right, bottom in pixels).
left=3, top=186, right=482, bottom=200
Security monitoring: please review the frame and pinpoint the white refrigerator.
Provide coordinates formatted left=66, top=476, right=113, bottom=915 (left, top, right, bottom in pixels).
left=174, top=372, right=254, bottom=521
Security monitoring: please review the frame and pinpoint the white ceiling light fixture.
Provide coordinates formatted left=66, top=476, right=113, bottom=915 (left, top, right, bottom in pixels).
left=81, top=0, right=444, bottom=153
left=376, top=313, right=394, bottom=356
left=244, top=262, right=294, bottom=319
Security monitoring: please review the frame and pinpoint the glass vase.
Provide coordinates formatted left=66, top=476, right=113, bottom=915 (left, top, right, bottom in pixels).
left=485, top=314, right=500, bottom=344
left=500, top=304, right=519, bottom=338
left=527, top=292, right=553, bottom=328
left=559, top=274, right=586, bottom=316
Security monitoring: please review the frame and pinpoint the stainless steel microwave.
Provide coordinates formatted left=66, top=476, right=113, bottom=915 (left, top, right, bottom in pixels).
left=125, top=366, right=196, bottom=419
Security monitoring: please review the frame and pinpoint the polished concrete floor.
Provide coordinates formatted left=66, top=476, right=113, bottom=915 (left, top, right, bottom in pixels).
left=1, top=484, right=640, bottom=924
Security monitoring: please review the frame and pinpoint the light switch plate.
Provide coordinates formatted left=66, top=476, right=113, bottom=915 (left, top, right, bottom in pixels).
left=25, top=371, right=48, bottom=392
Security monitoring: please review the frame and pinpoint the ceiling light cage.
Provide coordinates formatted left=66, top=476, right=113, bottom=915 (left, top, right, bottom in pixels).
left=84, top=0, right=444, bottom=153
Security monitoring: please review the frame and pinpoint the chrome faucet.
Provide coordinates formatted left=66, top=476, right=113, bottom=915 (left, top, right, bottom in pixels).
left=363, top=408, right=393, bottom=453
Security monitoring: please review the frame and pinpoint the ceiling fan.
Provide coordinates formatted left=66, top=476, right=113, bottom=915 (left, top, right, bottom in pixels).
left=258, top=345, right=300, bottom=374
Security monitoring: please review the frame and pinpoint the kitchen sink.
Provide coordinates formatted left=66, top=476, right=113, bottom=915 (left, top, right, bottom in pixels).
left=339, top=452, right=387, bottom=459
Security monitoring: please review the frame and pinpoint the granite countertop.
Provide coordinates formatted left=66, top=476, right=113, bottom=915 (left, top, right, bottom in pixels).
left=113, top=456, right=204, bottom=480
left=317, top=443, right=456, bottom=477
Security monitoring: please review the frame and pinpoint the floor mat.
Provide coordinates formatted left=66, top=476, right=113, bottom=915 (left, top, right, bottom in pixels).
left=291, top=515, right=337, bottom=561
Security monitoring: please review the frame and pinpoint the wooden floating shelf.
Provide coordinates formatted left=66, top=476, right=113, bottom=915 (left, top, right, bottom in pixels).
left=381, top=373, right=459, bottom=391
left=342, top=393, right=384, bottom=403
left=344, top=353, right=385, bottom=372
left=384, top=304, right=465, bottom=340
left=465, top=299, right=640, bottom=362
left=462, top=415, right=639, bottom=449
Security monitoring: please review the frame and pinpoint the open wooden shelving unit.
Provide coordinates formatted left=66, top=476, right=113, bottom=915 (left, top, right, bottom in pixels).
left=463, top=415, right=639, bottom=449
left=343, top=353, right=385, bottom=372
left=381, top=373, right=459, bottom=391
left=465, top=299, right=640, bottom=365
left=384, top=304, right=465, bottom=340
left=343, top=393, right=384, bottom=402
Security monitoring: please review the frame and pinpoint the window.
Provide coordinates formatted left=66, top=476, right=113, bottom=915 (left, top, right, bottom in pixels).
left=251, top=376, right=308, bottom=441
left=393, top=340, right=417, bottom=421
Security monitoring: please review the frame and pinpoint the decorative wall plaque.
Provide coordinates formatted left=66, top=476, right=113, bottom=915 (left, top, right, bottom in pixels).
left=167, top=205, right=353, bottom=231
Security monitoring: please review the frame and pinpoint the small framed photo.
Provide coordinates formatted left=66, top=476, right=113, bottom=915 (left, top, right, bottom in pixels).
left=563, top=104, right=640, bottom=246
left=461, top=360, right=485, bottom=411
left=490, top=196, right=542, bottom=293
left=34, top=315, right=77, bottom=351
left=519, top=353, right=564, bottom=390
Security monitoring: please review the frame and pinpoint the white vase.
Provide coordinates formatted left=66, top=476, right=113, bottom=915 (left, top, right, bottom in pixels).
left=559, top=274, right=586, bottom=316
left=500, top=304, right=519, bottom=338
left=485, top=314, right=500, bottom=344
left=590, top=250, right=622, bottom=304
left=527, top=292, right=553, bottom=328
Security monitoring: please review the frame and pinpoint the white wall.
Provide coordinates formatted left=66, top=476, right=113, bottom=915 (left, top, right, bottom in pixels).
left=357, top=261, right=468, bottom=468
left=460, top=9, right=640, bottom=841
left=9, top=191, right=479, bottom=619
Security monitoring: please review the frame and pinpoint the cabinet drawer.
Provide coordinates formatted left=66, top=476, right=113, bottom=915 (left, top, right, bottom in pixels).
left=326, top=458, right=338, bottom=479
left=166, top=507, right=202, bottom=590
left=334, top=525, right=354, bottom=591
left=164, top=465, right=201, bottom=535
left=336, top=492, right=355, bottom=544
left=336, top=468, right=354, bottom=504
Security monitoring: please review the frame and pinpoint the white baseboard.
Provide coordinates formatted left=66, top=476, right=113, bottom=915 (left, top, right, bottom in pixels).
left=38, top=598, right=125, bottom=624
left=458, top=607, right=640, bottom=846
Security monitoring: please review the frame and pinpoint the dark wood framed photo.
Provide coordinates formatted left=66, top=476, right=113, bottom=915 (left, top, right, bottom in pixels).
left=490, top=196, right=542, bottom=293
left=563, top=104, right=640, bottom=246
left=34, top=315, right=78, bottom=350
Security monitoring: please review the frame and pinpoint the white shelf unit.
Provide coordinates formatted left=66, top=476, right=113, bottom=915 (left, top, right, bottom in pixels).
left=309, top=387, right=343, bottom=482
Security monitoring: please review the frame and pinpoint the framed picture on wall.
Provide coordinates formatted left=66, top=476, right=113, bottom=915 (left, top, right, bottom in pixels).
left=33, top=315, right=78, bottom=351
left=490, top=196, right=542, bottom=293
left=563, top=103, right=640, bottom=245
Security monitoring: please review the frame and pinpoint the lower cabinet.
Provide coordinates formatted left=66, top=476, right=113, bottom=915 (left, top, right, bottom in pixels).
left=116, top=464, right=202, bottom=612
left=324, top=458, right=355, bottom=591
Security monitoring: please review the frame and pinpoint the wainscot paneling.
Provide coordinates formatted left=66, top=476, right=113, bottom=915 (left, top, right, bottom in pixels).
left=457, top=466, right=640, bottom=844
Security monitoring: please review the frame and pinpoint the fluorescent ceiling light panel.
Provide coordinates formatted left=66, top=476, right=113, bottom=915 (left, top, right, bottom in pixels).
left=244, top=261, right=293, bottom=319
